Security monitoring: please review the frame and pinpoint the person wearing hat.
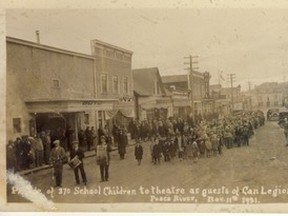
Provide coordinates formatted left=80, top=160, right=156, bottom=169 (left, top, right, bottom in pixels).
left=70, top=141, right=87, bottom=185
left=96, top=135, right=112, bottom=182
left=50, top=140, right=67, bottom=187
left=6, top=140, right=16, bottom=172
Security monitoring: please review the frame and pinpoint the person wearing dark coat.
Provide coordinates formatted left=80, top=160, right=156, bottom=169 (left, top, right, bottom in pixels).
left=113, top=124, right=120, bottom=146
left=6, top=140, right=17, bottom=172
left=162, top=138, right=170, bottom=162
left=85, top=126, right=93, bottom=151
left=14, top=137, right=24, bottom=171
left=78, top=129, right=86, bottom=150
left=118, top=130, right=127, bottom=159
left=168, top=137, right=177, bottom=164
left=152, top=138, right=162, bottom=165
left=70, top=141, right=87, bottom=185
left=134, top=142, right=143, bottom=165
left=65, top=126, right=74, bottom=152
left=40, top=131, right=51, bottom=165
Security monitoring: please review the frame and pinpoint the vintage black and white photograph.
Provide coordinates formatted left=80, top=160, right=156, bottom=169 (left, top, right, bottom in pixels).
left=3, top=0, right=288, bottom=213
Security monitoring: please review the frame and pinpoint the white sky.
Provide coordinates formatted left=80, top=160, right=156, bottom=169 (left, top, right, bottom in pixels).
left=5, top=8, right=288, bottom=90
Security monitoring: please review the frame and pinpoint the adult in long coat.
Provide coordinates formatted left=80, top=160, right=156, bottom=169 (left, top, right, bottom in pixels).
left=6, top=140, right=17, bottom=172
left=152, top=138, right=162, bottom=165
left=118, top=130, right=127, bottom=159
left=168, top=138, right=177, bottom=164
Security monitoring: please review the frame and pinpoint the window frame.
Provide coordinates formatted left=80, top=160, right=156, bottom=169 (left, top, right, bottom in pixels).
left=52, top=79, right=60, bottom=88
left=100, top=74, right=108, bottom=94
left=12, top=117, right=22, bottom=133
left=123, top=76, right=129, bottom=95
left=112, top=75, right=119, bottom=94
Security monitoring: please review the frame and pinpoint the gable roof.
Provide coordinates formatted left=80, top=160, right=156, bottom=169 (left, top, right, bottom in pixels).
left=133, top=67, right=166, bottom=96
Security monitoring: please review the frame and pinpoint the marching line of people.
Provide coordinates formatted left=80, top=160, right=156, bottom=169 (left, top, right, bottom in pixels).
left=136, top=111, right=265, bottom=166
left=6, top=110, right=268, bottom=188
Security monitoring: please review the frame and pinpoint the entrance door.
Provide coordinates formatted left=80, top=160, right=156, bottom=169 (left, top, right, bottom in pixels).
left=35, top=113, right=66, bottom=142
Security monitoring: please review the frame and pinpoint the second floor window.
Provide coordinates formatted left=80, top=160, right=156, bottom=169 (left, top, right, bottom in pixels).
left=101, top=74, right=108, bottom=93
left=123, top=77, right=129, bottom=95
left=52, top=79, right=60, bottom=88
left=113, top=76, right=119, bottom=94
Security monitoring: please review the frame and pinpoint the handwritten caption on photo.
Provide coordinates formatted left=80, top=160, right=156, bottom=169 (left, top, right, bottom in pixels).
left=11, top=185, right=288, bottom=203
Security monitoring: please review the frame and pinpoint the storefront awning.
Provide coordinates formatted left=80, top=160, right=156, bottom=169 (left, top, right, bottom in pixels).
left=141, top=101, right=171, bottom=110
left=173, top=99, right=191, bottom=107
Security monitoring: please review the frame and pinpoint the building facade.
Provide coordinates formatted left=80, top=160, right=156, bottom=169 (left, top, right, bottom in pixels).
left=91, top=39, right=134, bottom=130
left=133, top=68, right=173, bottom=121
left=162, top=72, right=214, bottom=117
left=7, top=37, right=134, bottom=144
left=251, top=82, right=286, bottom=113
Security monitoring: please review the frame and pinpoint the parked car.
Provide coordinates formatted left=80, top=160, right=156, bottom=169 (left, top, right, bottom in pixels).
left=278, top=108, right=288, bottom=125
left=267, top=108, right=279, bottom=121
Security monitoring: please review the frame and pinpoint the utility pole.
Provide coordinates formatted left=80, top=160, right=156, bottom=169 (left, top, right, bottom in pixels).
left=184, top=55, right=199, bottom=118
left=227, top=73, right=236, bottom=112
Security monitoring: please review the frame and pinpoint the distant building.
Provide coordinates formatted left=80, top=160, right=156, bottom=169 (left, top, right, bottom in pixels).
left=133, top=67, right=172, bottom=121
left=219, top=85, right=242, bottom=110
left=251, top=82, right=287, bottom=112
left=162, top=72, right=214, bottom=117
left=209, top=84, right=231, bottom=116
left=161, top=74, right=191, bottom=118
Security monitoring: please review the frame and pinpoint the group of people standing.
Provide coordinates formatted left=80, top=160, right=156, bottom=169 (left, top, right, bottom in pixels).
left=50, top=134, right=112, bottom=187
left=134, top=111, right=265, bottom=166
left=6, top=130, right=52, bottom=172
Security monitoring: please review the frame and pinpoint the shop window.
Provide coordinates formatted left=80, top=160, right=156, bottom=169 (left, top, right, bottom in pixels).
left=123, top=76, right=129, bottom=95
left=112, top=76, right=119, bottom=94
left=84, top=113, right=90, bottom=125
left=13, top=118, right=22, bottom=133
left=52, top=79, right=60, bottom=88
left=101, top=74, right=108, bottom=94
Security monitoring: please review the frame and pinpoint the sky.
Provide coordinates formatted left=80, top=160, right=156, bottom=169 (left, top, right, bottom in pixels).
left=5, top=8, right=288, bottom=90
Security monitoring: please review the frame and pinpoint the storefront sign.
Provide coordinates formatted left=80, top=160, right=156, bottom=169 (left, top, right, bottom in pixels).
left=82, top=101, right=99, bottom=105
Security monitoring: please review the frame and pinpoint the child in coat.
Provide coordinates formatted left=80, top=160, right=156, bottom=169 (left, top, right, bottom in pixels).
left=134, top=142, right=143, bottom=165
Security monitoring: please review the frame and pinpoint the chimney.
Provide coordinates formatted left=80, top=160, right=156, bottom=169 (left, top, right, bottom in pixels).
left=35, top=30, right=40, bottom=44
